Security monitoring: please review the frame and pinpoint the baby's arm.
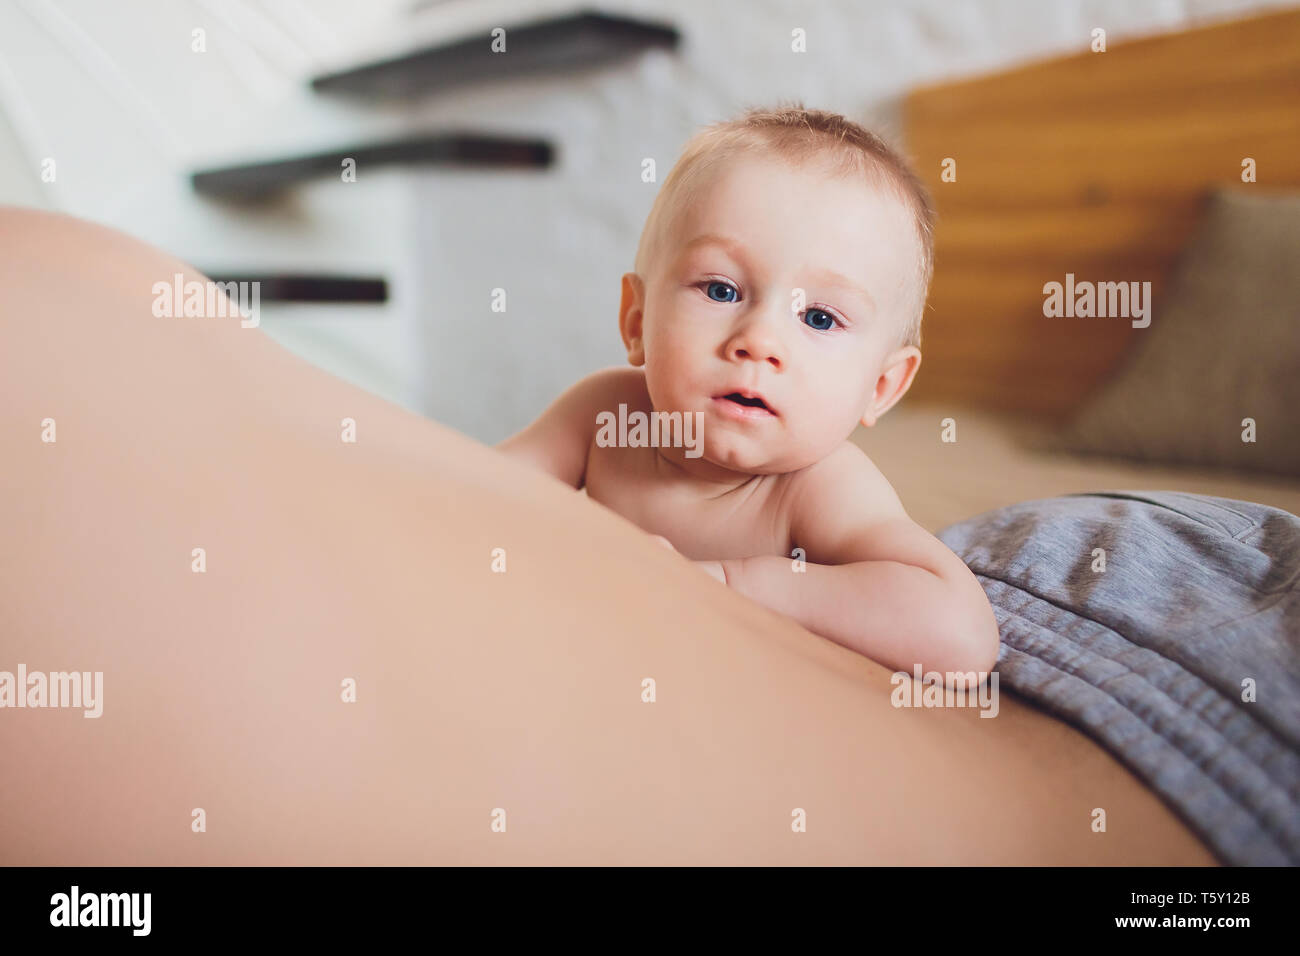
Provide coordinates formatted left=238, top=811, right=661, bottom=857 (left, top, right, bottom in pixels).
left=495, top=367, right=634, bottom=489
left=719, top=444, right=1000, bottom=678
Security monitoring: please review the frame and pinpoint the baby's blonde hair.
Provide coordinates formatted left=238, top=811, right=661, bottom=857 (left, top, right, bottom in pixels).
left=634, top=103, right=935, bottom=349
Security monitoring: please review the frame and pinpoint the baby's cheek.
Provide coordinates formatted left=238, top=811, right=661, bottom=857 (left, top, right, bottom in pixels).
left=808, top=378, right=862, bottom=427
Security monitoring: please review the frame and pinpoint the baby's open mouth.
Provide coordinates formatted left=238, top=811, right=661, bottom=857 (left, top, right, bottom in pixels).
left=715, top=391, right=776, bottom=417
left=725, top=392, right=768, bottom=409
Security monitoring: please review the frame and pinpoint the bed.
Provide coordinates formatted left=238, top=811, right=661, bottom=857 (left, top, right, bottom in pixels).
left=865, top=5, right=1300, bottom=535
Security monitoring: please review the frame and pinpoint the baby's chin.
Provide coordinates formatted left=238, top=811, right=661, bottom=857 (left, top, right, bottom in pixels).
left=701, top=443, right=824, bottom=477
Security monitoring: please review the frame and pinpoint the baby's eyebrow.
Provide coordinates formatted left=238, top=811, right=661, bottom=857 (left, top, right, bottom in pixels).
left=681, top=233, right=747, bottom=258
left=807, top=268, right=876, bottom=314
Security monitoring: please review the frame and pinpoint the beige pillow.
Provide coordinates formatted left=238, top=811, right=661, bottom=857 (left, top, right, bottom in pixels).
left=1048, top=189, right=1300, bottom=477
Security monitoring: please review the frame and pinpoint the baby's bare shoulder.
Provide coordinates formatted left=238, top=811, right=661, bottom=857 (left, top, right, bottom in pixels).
left=785, top=443, right=906, bottom=552
left=791, top=442, right=901, bottom=506
left=582, top=365, right=650, bottom=411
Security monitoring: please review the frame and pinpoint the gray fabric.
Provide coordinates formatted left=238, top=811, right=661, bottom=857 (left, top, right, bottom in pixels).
left=938, top=491, right=1300, bottom=865
left=1046, top=189, right=1300, bottom=478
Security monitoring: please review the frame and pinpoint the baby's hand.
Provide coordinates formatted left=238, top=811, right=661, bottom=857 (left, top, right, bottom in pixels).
left=650, top=534, right=676, bottom=552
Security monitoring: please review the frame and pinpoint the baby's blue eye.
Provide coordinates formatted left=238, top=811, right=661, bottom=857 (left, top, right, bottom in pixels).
left=803, top=308, right=836, bottom=331
left=704, top=281, right=738, bottom=303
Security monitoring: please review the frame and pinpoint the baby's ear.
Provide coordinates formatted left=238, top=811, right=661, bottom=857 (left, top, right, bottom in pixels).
left=619, top=273, right=647, bottom=367
left=860, top=346, right=921, bottom=427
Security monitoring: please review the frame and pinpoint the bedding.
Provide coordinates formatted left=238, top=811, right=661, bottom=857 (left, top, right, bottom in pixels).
left=938, top=490, right=1300, bottom=865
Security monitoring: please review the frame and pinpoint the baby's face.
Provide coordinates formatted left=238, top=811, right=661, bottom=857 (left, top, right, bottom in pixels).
left=630, top=153, right=921, bottom=474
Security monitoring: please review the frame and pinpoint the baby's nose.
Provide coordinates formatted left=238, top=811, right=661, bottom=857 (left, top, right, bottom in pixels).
left=728, top=320, right=785, bottom=369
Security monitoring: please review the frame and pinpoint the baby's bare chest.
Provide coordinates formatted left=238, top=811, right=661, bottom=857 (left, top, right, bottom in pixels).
left=584, top=442, right=794, bottom=561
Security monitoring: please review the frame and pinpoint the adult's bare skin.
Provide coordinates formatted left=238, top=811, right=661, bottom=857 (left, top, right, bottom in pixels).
left=0, top=208, right=1215, bottom=864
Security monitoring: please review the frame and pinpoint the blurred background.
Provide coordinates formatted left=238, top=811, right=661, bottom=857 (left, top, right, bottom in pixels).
left=3, top=0, right=1297, bottom=529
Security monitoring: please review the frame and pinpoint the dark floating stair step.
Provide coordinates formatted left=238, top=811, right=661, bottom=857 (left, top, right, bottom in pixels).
left=192, top=133, right=553, bottom=198
left=201, top=273, right=388, bottom=304
left=311, top=9, right=680, bottom=99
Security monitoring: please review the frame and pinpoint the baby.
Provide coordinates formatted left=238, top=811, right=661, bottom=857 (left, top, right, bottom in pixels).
left=499, top=105, right=999, bottom=678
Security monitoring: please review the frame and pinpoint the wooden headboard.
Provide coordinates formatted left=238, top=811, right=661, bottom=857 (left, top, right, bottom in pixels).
left=902, top=8, right=1300, bottom=418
